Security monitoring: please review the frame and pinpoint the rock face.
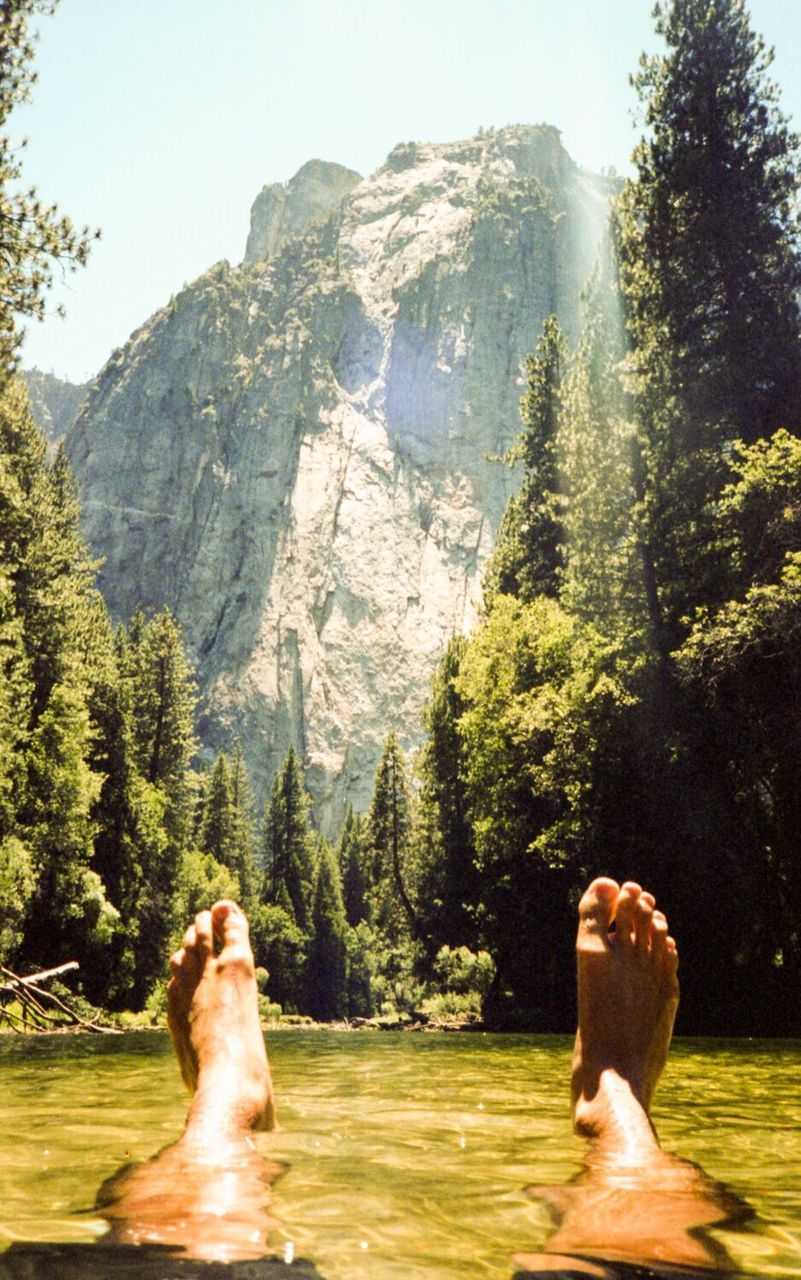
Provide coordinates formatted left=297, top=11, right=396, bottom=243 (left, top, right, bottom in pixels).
left=244, top=160, right=363, bottom=264
left=67, top=125, right=611, bottom=832
left=24, top=369, right=89, bottom=448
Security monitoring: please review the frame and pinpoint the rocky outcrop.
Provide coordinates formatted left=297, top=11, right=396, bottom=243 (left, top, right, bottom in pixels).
left=244, top=160, right=363, bottom=264
left=24, top=369, right=89, bottom=447
left=67, top=125, right=611, bottom=831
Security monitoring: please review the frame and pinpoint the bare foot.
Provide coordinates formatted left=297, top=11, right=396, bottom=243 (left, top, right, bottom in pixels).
left=167, top=899, right=276, bottom=1136
left=571, top=878, right=679, bottom=1143
left=519, top=881, right=747, bottom=1272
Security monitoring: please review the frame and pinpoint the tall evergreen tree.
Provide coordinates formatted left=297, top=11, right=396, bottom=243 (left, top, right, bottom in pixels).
left=558, top=249, right=644, bottom=635
left=199, top=753, right=236, bottom=867
left=0, top=1, right=97, bottom=375
left=485, top=315, right=566, bottom=605
left=260, top=746, right=316, bottom=933
left=228, top=742, right=258, bottom=910
left=617, top=0, right=801, bottom=638
left=415, top=635, right=478, bottom=954
left=366, top=733, right=418, bottom=940
left=198, top=747, right=257, bottom=910
left=118, top=608, right=197, bottom=998
left=306, top=841, right=348, bottom=1021
left=0, top=383, right=118, bottom=973
left=338, top=806, right=368, bottom=927
left=83, top=611, right=167, bottom=1007
left=124, top=607, right=196, bottom=839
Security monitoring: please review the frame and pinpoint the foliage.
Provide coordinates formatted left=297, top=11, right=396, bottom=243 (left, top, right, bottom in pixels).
left=365, top=733, right=419, bottom=940
left=0, top=835, right=34, bottom=962
left=338, top=806, right=368, bottom=928
left=620, top=0, right=801, bottom=447
left=198, top=745, right=257, bottom=911
left=260, top=745, right=317, bottom=933
left=0, top=1, right=98, bottom=375
left=616, top=0, right=801, bottom=644
left=485, top=315, right=566, bottom=605
left=414, top=635, right=478, bottom=955
left=306, top=842, right=348, bottom=1021
left=171, top=848, right=240, bottom=947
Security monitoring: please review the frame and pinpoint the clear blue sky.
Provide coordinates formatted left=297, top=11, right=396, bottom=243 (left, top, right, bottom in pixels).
left=17, top=0, right=801, bottom=383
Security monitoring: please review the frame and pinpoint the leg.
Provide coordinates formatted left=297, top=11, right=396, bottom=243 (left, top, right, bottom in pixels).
left=97, top=900, right=280, bottom=1262
left=517, top=879, right=747, bottom=1274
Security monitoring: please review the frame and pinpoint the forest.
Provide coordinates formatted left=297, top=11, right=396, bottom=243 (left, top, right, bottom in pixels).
left=2, top=0, right=801, bottom=1035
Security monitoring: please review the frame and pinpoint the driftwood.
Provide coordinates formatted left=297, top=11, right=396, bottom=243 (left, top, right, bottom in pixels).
left=0, top=961, right=121, bottom=1033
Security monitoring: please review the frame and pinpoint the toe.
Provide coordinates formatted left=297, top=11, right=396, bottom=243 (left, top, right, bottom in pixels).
left=577, top=878, right=618, bottom=948
left=169, top=947, right=186, bottom=977
left=180, top=924, right=202, bottom=980
left=194, top=910, right=214, bottom=958
left=634, top=896, right=654, bottom=957
left=211, top=899, right=250, bottom=947
left=615, top=881, right=641, bottom=949
left=650, top=910, right=668, bottom=962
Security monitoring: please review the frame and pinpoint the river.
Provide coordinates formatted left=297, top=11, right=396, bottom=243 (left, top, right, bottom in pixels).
left=0, top=1031, right=799, bottom=1278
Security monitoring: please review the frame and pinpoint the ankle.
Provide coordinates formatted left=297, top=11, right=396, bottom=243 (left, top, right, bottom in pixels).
left=573, top=1068, right=658, bottom=1152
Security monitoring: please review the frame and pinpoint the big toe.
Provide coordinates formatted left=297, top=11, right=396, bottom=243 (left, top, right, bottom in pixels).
left=577, top=877, right=618, bottom=947
left=211, top=899, right=253, bottom=962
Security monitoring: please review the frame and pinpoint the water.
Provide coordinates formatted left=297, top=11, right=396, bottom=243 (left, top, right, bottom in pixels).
left=0, top=1031, right=800, bottom=1279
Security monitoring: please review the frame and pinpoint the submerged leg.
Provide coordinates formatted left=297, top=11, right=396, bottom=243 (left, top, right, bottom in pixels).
left=97, top=900, right=279, bottom=1262
left=517, top=879, right=747, bottom=1274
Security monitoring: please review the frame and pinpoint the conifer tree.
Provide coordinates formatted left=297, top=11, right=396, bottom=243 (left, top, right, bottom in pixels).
left=558, top=249, right=644, bottom=634
left=338, top=806, right=368, bottom=927
left=366, top=733, right=418, bottom=940
left=124, top=607, right=196, bottom=840
left=0, top=383, right=117, bottom=973
left=306, top=841, right=348, bottom=1021
left=485, top=315, right=566, bottom=605
left=228, top=742, right=257, bottom=910
left=199, top=753, right=236, bottom=869
left=0, top=1, right=97, bottom=375
left=118, top=608, right=197, bottom=998
left=260, top=746, right=316, bottom=933
left=198, top=747, right=257, bottom=910
left=83, top=611, right=167, bottom=1006
left=415, top=635, right=478, bottom=953
left=617, top=0, right=801, bottom=636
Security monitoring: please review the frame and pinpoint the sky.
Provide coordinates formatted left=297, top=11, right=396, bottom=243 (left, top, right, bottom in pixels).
left=17, top=0, right=801, bottom=384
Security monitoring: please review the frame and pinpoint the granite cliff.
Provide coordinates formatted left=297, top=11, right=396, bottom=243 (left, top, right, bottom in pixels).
left=65, top=125, right=611, bottom=831
left=24, top=369, right=89, bottom=448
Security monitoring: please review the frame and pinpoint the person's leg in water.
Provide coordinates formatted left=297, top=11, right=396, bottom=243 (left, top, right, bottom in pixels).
left=516, top=879, right=748, bottom=1276
left=97, top=899, right=281, bottom=1262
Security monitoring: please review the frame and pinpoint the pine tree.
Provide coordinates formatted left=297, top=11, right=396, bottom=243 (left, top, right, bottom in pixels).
left=124, top=606, right=196, bottom=840
left=415, top=635, right=478, bottom=953
left=260, top=746, right=316, bottom=933
left=617, top=0, right=801, bottom=636
left=198, top=746, right=257, bottom=910
left=229, top=742, right=257, bottom=909
left=558, top=249, right=644, bottom=635
left=0, top=383, right=118, bottom=974
left=306, top=841, right=348, bottom=1021
left=366, top=733, right=418, bottom=940
left=118, top=608, right=197, bottom=999
left=338, top=806, right=368, bottom=927
left=199, top=754, right=236, bottom=869
left=0, top=1, right=98, bottom=376
left=485, top=316, right=566, bottom=605
left=83, top=611, right=167, bottom=1007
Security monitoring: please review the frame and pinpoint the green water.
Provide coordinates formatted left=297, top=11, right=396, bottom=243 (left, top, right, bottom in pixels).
left=1, top=1031, right=800, bottom=1278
